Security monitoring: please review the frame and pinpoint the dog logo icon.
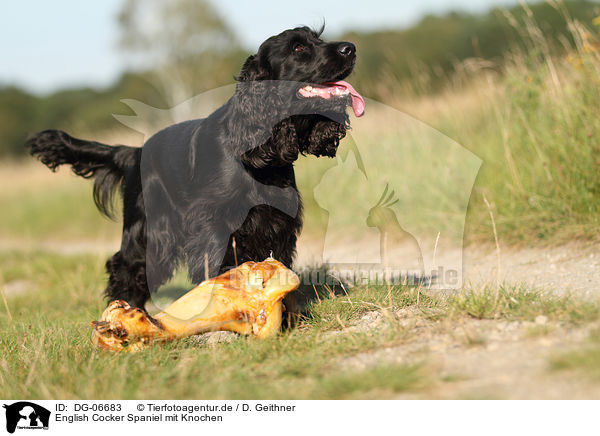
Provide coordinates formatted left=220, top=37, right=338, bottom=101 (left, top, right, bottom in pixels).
left=2, top=402, right=50, bottom=433
left=366, top=183, right=424, bottom=272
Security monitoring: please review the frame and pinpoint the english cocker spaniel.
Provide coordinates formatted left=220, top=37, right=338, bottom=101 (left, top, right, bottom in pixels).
left=27, top=26, right=365, bottom=308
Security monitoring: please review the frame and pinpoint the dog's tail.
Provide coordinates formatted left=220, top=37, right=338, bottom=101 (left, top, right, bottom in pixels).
left=26, top=129, right=138, bottom=219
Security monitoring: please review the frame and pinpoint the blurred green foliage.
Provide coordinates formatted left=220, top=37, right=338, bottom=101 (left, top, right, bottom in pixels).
left=344, top=0, right=599, bottom=98
left=0, top=73, right=170, bottom=155
left=0, top=0, right=598, bottom=157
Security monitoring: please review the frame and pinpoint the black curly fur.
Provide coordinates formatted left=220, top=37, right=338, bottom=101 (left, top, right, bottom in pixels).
left=26, top=130, right=138, bottom=218
left=27, top=26, right=357, bottom=309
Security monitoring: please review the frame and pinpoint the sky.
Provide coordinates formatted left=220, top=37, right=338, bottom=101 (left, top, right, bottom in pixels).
left=1, top=0, right=519, bottom=95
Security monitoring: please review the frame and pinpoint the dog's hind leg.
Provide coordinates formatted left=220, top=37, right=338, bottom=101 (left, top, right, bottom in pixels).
left=105, top=230, right=179, bottom=309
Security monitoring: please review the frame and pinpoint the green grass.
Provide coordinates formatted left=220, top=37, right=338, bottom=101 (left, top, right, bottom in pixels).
left=461, top=47, right=600, bottom=244
left=0, top=251, right=427, bottom=399
left=0, top=320, right=424, bottom=399
left=430, top=21, right=600, bottom=244
left=303, top=284, right=441, bottom=331
left=2, top=251, right=600, bottom=399
left=447, top=286, right=600, bottom=324
left=296, top=17, right=600, bottom=246
left=0, top=163, right=120, bottom=241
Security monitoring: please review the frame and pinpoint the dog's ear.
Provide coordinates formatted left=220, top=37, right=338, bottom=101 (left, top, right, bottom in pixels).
left=236, top=54, right=272, bottom=81
left=232, top=50, right=285, bottom=158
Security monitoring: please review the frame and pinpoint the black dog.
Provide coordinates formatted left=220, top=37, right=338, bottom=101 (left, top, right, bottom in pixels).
left=27, top=26, right=364, bottom=309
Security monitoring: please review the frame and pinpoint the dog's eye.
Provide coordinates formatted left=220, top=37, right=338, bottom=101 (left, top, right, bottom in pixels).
left=293, top=43, right=306, bottom=53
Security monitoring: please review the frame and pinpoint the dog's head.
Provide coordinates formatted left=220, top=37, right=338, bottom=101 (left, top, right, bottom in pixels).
left=235, top=26, right=364, bottom=165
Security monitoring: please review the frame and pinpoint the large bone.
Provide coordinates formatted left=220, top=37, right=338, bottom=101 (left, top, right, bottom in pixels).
left=91, top=258, right=299, bottom=352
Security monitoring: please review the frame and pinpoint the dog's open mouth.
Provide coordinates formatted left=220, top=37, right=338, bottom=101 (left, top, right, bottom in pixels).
left=298, top=80, right=365, bottom=117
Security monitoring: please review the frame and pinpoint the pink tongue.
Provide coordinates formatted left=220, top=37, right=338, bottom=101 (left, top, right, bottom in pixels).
left=325, top=80, right=365, bottom=117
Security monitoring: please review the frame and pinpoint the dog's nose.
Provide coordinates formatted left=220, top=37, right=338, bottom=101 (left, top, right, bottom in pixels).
left=337, top=42, right=355, bottom=57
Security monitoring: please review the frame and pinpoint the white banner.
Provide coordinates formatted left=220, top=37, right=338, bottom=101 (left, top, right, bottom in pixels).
left=0, top=400, right=598, bottom=436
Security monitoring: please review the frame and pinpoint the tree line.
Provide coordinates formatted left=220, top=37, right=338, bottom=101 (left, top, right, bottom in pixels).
left=1, top=0, right=597, bottom=157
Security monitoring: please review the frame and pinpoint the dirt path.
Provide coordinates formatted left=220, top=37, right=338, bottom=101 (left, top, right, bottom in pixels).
left=300, top=240, right=600, bottom=399
left=297, top=239, right=600, bottom=399
left=0, top=238, right=121, bottom=256
left=333, top=309, right=600, bottom=399
left=455, top=242, right=600, bottom=296
left=2, top=237, right=599, bottom=297
left=295, top=238, right=600, bottom=295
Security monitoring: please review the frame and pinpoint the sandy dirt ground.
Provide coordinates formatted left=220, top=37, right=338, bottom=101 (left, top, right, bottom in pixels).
left=331, top=309, right=600, bottom=399
left=295, top=237, right=600, bottom=296
left=3, top=236, right=599, bottom=295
